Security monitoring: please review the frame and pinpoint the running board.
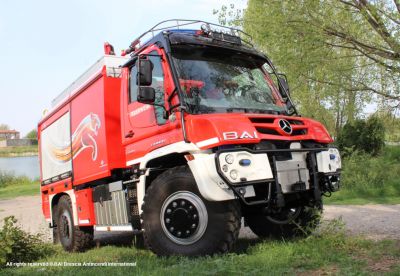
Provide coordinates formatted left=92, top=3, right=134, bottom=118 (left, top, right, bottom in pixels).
left=94, top=225, right=142, bottom=234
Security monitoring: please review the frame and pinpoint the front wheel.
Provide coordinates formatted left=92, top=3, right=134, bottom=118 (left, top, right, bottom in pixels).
left=142, top=166, right=241, bottom=256
left=245, top=204, right=322, bottom=239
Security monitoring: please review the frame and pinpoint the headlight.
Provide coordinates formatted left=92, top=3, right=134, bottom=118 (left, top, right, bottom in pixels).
left=225, top=154, right=234, bottom=164
left=316, top=148, right=342, bottom=173
left=217, top=151, right=273, bottom=184
left=230, top=170, right=238, bottom=180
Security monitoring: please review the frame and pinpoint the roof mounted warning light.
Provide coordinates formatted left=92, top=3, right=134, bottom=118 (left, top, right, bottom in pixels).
left=104, top=42, right=115, bottom=55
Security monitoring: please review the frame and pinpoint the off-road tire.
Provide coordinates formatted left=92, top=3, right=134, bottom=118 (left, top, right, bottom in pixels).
left=142, top=166, right=241, bottom=256
left=245, top=204, right=322, bottom=239
left=57, top=195, right=93, bottom=252
left=52, top=205, right=59, bottom=244
left=133, top=233, right=145, bottom=249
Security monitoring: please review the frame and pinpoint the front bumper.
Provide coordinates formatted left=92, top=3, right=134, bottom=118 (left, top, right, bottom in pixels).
left=214, top=147, right=341, bottom=206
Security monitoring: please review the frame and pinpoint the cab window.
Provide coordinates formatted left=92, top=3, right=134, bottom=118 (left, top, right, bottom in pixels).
left=148, top=51, right=166, bottom=125
left=129, top=64, right=138, bottom=103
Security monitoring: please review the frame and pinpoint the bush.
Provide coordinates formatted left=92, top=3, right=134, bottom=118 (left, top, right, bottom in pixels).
left=0, top=216, right=54, bottom=268
left=0, top=173, right=31, bottom=189
left=337, top=116, right=385, bottom=156
left=24, top=129, right=37, bottom=140
left=340, top=148, right=400, bottom=196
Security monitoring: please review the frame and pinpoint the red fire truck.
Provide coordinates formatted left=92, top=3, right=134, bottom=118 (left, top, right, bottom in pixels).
left=38, top=20, right=341, bottom=256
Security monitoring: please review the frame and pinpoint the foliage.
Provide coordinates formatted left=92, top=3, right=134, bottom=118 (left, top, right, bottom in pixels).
left=325, top=146, right=400, bottom=204
left=24, top=129, right=37, bottom=140
left=0, top=124, right=10, bottom=130
left=215, top=0, right=400, bottom=135
left=0, top=145, right=38, bottom=157
left=0, top=216, right=54, bottom=268
left=336, top=116, right=385, bottom=156
left=376, top=110, right=400, bottom=142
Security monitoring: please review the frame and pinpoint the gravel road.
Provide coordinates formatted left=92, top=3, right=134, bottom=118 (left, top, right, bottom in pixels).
left=0, top=195, right=399, bottom=242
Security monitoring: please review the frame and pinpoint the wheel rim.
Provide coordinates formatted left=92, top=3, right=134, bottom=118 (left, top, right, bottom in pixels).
left=266, top=207, right=302, bottom=225
left=160, top=191, right=208, bottom=245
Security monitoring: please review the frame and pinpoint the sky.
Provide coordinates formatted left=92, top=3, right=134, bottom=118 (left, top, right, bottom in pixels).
left=0, top=0, right=247, bottom=136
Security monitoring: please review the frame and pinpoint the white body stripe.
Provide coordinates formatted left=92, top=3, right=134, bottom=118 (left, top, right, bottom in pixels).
left=196, top=137, right=219, bottom=148
left=126, top=157, right=144, bottom=166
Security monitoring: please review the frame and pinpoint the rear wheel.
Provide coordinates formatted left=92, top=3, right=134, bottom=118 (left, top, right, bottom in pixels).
left=57, top=195, right=93, bottom=252
left=245, top=204, right=322, bottom=239
left=142, top=166, right=241, bottom=256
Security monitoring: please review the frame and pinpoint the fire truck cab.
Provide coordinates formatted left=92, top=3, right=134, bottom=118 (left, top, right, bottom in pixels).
left=38, top=20, right=341, bottom=256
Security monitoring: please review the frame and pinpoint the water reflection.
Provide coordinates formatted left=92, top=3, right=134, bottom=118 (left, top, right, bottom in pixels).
left=0, top=156, right=40, bottom=179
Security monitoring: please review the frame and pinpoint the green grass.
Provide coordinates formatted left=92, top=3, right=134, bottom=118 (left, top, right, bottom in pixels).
left=0, top=145, right=38, bottom=157
left=326, top=146, right=400, bottom=205
left=0, top=174, right=38, bottom=200
left=2, top=223, right=400, bottom=275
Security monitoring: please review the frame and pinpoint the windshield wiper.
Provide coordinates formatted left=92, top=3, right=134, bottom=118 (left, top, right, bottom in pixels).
left=227, top=108, right=251, bottom=113
left=247, top=108, right=283, bottom=115
left=227, top=107, right=284, bottom=115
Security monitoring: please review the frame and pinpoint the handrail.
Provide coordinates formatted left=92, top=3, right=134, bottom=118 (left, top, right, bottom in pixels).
left=122, top=19, right=253, bottom=55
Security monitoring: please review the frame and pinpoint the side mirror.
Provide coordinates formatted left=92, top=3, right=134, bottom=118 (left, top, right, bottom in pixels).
left=137, top=59, right=153, bottom=86
left=137, top=87, right=155, bottom=104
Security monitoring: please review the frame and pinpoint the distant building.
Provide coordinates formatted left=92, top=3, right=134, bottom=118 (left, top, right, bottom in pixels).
left=0, top=129, right=20, bottom=140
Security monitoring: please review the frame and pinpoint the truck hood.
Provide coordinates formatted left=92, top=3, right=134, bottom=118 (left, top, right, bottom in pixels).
left=185, top=113, right=333, bottom=149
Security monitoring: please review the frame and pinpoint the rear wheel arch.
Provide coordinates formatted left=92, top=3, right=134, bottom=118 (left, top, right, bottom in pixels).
left=50, top=192, right=68, bottom=225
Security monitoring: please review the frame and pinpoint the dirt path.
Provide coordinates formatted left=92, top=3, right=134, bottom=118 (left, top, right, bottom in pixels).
left=1, top=195, right=399, bottom=241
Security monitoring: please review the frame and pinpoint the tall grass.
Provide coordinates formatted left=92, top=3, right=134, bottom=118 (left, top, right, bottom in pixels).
left=4, top=219, right=400, bottom=275
left=0, top=173, right=38, bottom=199
left=326, top=146, right=400, bottom=204
left=0, top=146, right=38, bottom=157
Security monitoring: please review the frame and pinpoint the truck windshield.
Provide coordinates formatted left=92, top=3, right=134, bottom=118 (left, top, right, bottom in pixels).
left=171, top=45, right=287, bottom=115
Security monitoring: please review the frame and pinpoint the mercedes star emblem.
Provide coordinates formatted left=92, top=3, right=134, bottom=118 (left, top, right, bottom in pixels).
left=278, top=119, right=292, bottom=134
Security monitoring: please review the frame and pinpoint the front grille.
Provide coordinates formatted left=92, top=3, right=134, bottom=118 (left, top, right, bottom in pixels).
left=255, top=127, right=280, bottom=135
left=292, top=129, right=307, bottom=135
left=249, top=116, right=308, bottom=137
left=249, top=117, right=275, bottom=124
left=288, top=119, right=304, bottom=125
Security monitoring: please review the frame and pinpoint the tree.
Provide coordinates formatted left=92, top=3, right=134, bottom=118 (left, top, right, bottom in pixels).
left=215, top=0, right=400, bottom=135
left=336, top=116, right=385, bottom=156
left=0, top=124, right=10, bottom=130
left=25, top=129, right=37, bottom=140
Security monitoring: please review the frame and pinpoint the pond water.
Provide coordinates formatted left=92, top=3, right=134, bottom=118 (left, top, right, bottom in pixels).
left=0, top=155, right=40, bottom=179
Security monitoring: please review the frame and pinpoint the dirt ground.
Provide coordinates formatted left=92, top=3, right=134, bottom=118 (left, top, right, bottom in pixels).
left=0, top=195, right=399, bottom=242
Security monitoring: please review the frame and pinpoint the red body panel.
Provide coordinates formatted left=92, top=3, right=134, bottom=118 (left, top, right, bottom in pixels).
left=75, top=188, right=96, bottom=226
left=121, top=46, right=183, bottom=163
left=186, top=113, right=333, bottom=148
left=40, top=178, right=73, bottom=221
left=38, top=68, right=125, bottom=186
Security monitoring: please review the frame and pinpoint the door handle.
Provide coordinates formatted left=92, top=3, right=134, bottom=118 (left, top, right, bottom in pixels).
left=125, top=130, right=134, bottom=138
